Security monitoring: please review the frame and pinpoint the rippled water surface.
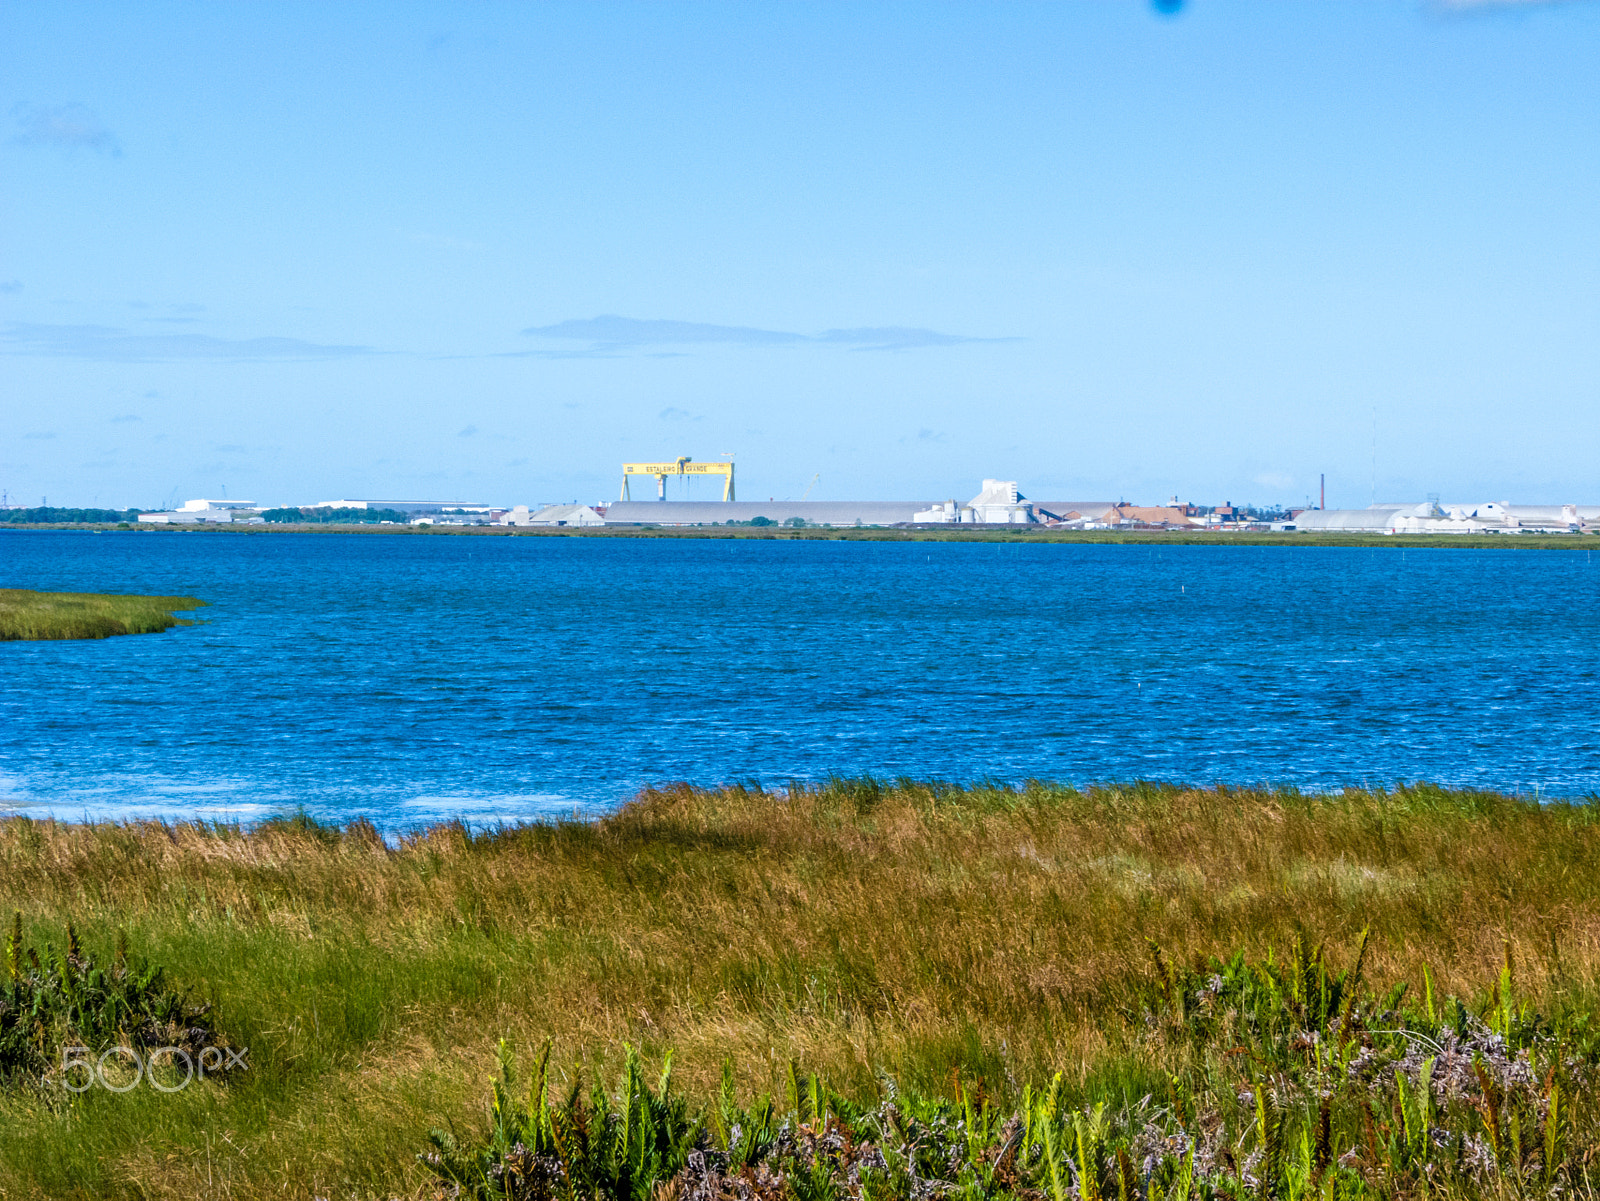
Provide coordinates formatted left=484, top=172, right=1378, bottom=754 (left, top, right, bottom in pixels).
left=2, top=530, right=1597, bottom=827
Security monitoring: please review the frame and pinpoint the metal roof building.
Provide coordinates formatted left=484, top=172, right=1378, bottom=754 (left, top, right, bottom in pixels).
left=602, top=498, right=1120, bottom=527
left=603, top=500, right=930, bottom=526
left=522, top=504, right=605, bottom=527
left=1292, top=503, right=1598, bottom=533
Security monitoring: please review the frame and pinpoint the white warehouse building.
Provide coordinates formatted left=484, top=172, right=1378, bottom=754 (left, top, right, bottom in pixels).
left=137, top=499, right=260, bottom=524
left=1293, top=502, right=1598, bottom=534
left=511, top=504, right=605, bottom=527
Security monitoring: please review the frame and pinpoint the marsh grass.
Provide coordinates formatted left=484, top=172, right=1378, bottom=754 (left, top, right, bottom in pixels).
left=3, top=781, right=1600, bottom=1197
left=432, top=947, right=1600, bottom=1201
left=0, top=588, right=206, bottom=640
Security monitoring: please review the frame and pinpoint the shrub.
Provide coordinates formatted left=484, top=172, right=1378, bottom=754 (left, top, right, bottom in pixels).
left=0, top=914, right=236, bottom=1089
left=0, top=507, right=142, bottom=524
left=259, top=507, right=412, bottom=524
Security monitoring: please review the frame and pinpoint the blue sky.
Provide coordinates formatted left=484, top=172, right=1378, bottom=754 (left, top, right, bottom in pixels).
left=2, top=1, right=1597, bottom=510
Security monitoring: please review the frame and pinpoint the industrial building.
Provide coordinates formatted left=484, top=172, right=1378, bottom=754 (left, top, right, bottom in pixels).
left=599, top=480, right=1115, bottom=528
left=505, top=504, right=605, bottom=527
left=138, top=481, right=1597, bottom=536
left=137, top=498, right=260, bottom=524
left=518, top=461, right=1118, bottom=529
left=1291, top=502, right=1598, bottom=534
left=601, top=500, right=927, bottom=526
left=255, top=460, right=1596, bottom=537
left=913, top=479, right=1035, bottom=524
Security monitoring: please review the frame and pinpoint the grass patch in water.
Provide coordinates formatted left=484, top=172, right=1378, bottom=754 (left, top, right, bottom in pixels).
left=0, top=588, right=206, bottom=640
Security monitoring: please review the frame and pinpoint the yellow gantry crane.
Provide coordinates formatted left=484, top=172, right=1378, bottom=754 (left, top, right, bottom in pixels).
left=620, top=457, right=736, bottom=501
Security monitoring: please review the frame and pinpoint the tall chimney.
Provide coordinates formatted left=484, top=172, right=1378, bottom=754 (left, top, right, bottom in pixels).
left=1320, top=473, right=1325, bottom=510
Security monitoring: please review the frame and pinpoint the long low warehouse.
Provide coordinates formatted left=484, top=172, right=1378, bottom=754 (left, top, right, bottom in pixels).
left=600, top=498, right=1116, bottom=527
left=603, top=500, right=930, bottom=525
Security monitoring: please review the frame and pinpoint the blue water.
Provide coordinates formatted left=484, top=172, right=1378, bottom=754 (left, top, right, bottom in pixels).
left=2, top=530, right=1597, bottom=828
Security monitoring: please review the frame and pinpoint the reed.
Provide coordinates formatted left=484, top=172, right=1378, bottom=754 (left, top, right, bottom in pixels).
left=0, top=588, right=206, bottom=640
left=2, top=781, right=1599, bottom=1198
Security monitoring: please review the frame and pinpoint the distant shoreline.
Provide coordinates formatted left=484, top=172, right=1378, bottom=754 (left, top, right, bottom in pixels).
left=2, top=521, right=1595, bottom=549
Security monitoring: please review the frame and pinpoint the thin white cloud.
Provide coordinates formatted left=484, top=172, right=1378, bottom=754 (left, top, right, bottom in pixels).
left=10, top=103, right=122, bottom=155
left=525, top=316, right=805, bottom=348
left=0, top=322, right=375, bottom=363
left=518, top=314, right=1013, bottom=355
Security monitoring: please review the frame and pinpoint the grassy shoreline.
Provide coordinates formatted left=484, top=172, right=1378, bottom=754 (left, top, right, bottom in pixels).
left=0, top=588, right=207, bottom=640
left=3, top=781, right=1600, bottom=1197
left=3, top=522, right=1596, bottom=548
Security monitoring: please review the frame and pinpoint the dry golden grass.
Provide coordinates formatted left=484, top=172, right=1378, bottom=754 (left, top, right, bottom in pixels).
left=3, top=781, right=1599, bottom=1198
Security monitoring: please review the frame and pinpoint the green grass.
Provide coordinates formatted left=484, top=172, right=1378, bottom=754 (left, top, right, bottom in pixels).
left=3, top=782, right=1600, bottom=1198
left=0, top=588, right=206, bottom=640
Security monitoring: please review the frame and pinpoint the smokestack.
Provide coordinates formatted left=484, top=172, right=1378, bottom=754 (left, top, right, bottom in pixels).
left=1320, top=473, right=1325, bottom=511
